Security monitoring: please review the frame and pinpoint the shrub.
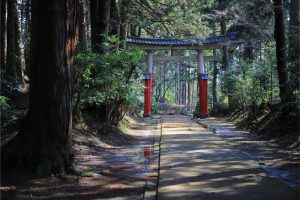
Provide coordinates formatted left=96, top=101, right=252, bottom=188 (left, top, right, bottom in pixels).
left=74, top=45, right=144, bottom=128
left=0, top=96, right=12, bottom=127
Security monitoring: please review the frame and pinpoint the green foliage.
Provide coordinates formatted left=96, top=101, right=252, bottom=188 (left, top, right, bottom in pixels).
left=74, top=43, right=144, bottom=126
left=218, top=42, right=280, bottom=111
left=0, top=71, right=21, bottom=94
left=130, top=0, right=213, bottom=38
left=0, top=96, right=12, bottom=127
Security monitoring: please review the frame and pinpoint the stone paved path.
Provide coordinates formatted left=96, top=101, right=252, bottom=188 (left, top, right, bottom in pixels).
left=157, top=115, right=299, bottom=200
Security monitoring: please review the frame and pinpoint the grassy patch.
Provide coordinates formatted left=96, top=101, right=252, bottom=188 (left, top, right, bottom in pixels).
left=81, top=171, right=94, bottom=177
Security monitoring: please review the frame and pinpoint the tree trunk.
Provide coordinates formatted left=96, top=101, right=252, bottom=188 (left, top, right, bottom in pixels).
left=1, top=0, right=7, bottom=70
left=25, top=0, right=31, bottom=37
left=289, top=0, right=300, bottom=34
left=177, top=64, right=180, bottom=103
left=212, top=49, right=218, bottom=109
left=288, top=0, right=300, bottom=94
left=120, top=0, right=130, bottom=49
left=212, top=20, right=218, bottom=108
left=243, top=40, right=254, bottom=61
left=162, top=64, right=166, bottom=103
left=138, top=27, right=142, bottom=37
left=130, top=23, right=138, bottom=36
left=180, top=64, right=186, bottom=105
left=20, top=0, right=25, bottom=44
left=90, top=0, right=110, bottom=53
left=158, top=65, right=162, bottom=102
left=2, top=0, right=78, bottom=175
left=78, top=0, right=87, bottom=49
left=191, top=78, right=194, bottom=110
left=274, top=0, right=291, bottom=102
left=15, top=1, right=25, bottom=83
left=109, top=0, right=120, bottom=36
left=23, top=0, right=31, bottom=69
left=220, top=19, right=229, bottom=69
left=219, top=0, right=229, bottom=69
left=0, top=0, right=1, bottom=69
left=6, top=0, right=16, bottom=77
left=187, top=66, right=191, bottom=110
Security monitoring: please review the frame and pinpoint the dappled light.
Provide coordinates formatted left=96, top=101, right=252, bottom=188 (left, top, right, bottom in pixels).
left=1, top=0, right=299, bottom=199
left=158, top=115, right=299, bottom=200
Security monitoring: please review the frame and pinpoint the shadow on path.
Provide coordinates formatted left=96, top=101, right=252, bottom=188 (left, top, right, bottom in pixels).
left=158, top=115, right=299, bottom=200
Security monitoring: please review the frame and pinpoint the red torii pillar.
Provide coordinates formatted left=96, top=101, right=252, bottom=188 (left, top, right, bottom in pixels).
left=197, top=49, right=208, bottom=118
left=144, top=50, right=153, bottom=117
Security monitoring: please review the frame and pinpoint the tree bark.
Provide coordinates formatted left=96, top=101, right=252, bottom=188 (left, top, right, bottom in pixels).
left=23, top=0, right=31, bottom=68
left=0, top=0, right=7, bottom=70
left=109, top=0, right=119, bottom=36
left=191, top=78, right=194, bottom=110
left=243, top=41, right=254, bottom=61
left=162, top=64, right=166, bottom=103
left=289, top=0, right=300, bottom=34
left=187, top=66, right=191, bottom=110
left=15, top=1, right=25, bottom=83
left=138, top=27, right=142, bottom=37
left=0, top=0, right=1, bottom=69
left=288, top=0, right=300, bottom=94
left=219, top=0, right=229, bottom=69
left=130, top=23, right=138, bottom=36
left=120, top=0, right=130, bottom=49
left=78, top=0, right=87, bottom=49
left=6, top=0, right=25, bottom=81
left=90, top=0, right=110, bottom=53
left=212, top=49, right=218, bottom=109
left=220, top=19, right=229, bottom=69
left=2, top=0, right=78, bottom=175
left=25, top=0, right=31, bottom=36
left=6, top=0, right=16, bottom=77
left=90, top=0, right=98, bottom=48
left=177, top=64, right=180, bottom=103
left=273, top=0, right=291, bottom=102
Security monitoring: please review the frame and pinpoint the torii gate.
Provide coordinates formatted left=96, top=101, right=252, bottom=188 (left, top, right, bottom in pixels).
left=127, top=32, right=238, bottom=117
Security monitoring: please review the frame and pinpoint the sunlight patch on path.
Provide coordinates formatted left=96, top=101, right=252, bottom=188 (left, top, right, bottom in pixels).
left=157, top=115, right=299, bottom=200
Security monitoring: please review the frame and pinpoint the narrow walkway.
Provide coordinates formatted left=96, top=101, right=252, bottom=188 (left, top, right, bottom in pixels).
left=157, top=115, right=298, bottom=200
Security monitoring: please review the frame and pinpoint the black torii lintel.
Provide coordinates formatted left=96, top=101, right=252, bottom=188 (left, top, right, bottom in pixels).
left=127, top=32, right=238, bottom=50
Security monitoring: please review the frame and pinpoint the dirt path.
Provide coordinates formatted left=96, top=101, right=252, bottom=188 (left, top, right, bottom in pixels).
left=157, top=115, right=299, bottom=200
left=1, top=117, right=160, bottom=200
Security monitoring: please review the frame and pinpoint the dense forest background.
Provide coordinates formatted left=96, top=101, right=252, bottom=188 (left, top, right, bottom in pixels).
left=0, top=0, right=299, bottom=175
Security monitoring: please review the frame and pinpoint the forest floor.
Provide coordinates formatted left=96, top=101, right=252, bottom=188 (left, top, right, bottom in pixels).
left=1, top=92, right=299, bottom=199
left=1, top=101, right=161, bottom=199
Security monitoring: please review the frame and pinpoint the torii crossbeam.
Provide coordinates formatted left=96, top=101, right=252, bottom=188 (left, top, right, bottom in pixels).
left=127, top=32, right=238, bottom=117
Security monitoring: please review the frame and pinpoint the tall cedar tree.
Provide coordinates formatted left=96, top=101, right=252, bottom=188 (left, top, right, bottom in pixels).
left=109, top=0, right=120, bottom=36
left=120, top=0, right=130, bottom=49
left=24, top=0, right=31, bottom=52
left=1, top=0, right=6, bottom=69
left=289, top=0, right=300, bottom=93
left=212, top=24, right=218, bottom=110
left=2, top=0, right=78, bottom=175
left=273, top=0, right=291, bottom=102
left=2, top=0, right=24, bottom=80
left=78, top=0, right=88, bottom=48
left=0, top=0, right=1, bottom=69
left=90, top=0, right=110, bottom=53
left=219, top=0, right=229, bottom=69
left=6, top=0, right=17, bottom=77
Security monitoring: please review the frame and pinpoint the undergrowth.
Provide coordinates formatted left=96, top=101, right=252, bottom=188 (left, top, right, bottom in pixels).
left=229, top=102, right=300, bottom=150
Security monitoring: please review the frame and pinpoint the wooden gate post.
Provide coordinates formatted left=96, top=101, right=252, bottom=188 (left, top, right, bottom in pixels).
left=144, top=50, right=153, bottom=117
left=197, top=49, right=208, bottom=118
